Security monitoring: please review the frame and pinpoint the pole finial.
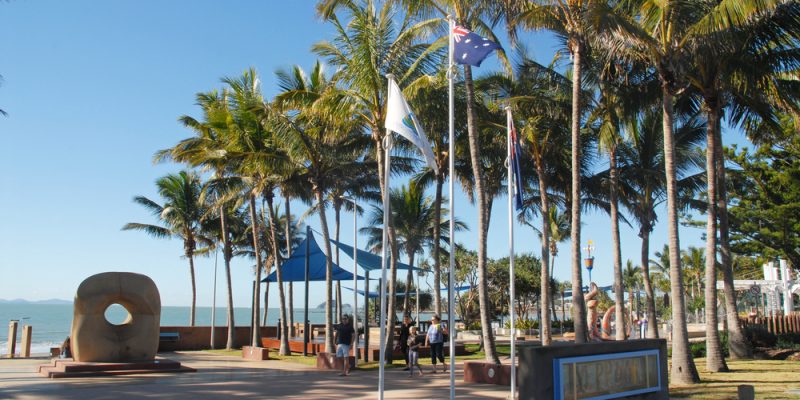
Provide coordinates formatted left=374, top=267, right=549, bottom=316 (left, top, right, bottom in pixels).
left=385, top=73, right=395, bottom=81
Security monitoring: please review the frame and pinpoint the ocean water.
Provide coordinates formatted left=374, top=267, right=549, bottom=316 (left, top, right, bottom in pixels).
left=0, top=303, right=335, bottom=356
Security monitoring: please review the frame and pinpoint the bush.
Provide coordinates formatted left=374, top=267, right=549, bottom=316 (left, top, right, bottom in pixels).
left=776, top=333, right=800, bottom=350
left=744, top=326, right=777, bottom=348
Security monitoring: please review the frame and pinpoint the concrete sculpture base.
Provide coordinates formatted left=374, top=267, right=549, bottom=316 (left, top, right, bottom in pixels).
left=39, top=358, right=195, bottom=378
left=71, top=272, right=161, bottom=362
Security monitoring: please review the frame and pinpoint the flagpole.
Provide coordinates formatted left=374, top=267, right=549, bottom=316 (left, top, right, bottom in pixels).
left=378, top=74, right=394, bottom=400
left=506, top=106, right=517, bottom=400
left=446, top=15, right=456, bottom=400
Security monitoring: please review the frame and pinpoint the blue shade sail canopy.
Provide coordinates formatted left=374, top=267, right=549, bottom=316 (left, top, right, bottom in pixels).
left=262, top=231, right=364, bottom=283
left=329, top=238, right=422, bottom=271
left=342, top=286, right=411, bottom=299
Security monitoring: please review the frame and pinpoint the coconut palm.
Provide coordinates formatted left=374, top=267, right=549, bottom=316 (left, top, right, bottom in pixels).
left=599, top=0, right=794, bottom=383
left=516, top=0, right=618, bottom=343
left=123, top=171, right=212, bottom=326
left=314, top=0, right=442, bottom=360
left=155, top=90, right=240, bottom=350
left=481, top=55, right=577, bottom=345
left=618, top=106, right=705, bottom=340
left=623, top=260, right=642, bottom=323
left=408, top=69, right=470, bottom=317
left=684, top=1, right=800, bottom=364
left=362, top=180, right=466, bottom=317
left=273, top=78, right=373, bottom=354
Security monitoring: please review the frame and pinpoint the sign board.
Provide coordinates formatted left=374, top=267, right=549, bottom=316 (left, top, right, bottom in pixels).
left=553, top=350, right=661, bottom=400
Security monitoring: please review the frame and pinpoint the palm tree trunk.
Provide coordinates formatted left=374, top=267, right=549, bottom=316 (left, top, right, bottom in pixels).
left=715, top=121, right=752, bottom=359
left=569, top=42, right=588, bottom=344
left=536, top=162, right=552, bottom=346
left=314, top=187, right=336, bottom=353
left=404, top=253, right=415, bottom=316
left=641, top=228, right=658, bottom=338
left=266, top=194, right=290, bottom=355
left=704, top=103, right=727, bottom=371
left=261, top=206, right=269, bottom=327
left=220, top=208, right=235, bottom=350
left=335, top=204, right=343, bottom=323
left=662, top=88, right=700, bottom=384
left=285, top=196, right=295, bottom=337
left=463, top=63, right=499, bottom=364
left=433, top=175, right=444, bottom=316
left=610, top=144, right=626, bottom=340
left=187, top=250, right=197, bottom=327
left=249, top=195, right=263, bottom=348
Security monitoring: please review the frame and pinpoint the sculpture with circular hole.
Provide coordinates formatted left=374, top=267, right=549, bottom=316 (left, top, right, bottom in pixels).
left=71, top=272, right=161, bottom=362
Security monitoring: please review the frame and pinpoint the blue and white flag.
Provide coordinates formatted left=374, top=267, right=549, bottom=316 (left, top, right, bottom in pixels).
left=453, top=25, right=502, bottom=67
left=385, top=78, right=439, bottom=174
left=509, top=114, right=524, bottom=210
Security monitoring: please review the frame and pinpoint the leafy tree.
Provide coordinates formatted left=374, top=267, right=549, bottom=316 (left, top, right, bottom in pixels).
left=727, top=140, right=800, bottom=268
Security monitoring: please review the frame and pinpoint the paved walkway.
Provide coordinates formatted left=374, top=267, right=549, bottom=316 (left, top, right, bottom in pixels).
left=0, top=352, right=511, bottom=399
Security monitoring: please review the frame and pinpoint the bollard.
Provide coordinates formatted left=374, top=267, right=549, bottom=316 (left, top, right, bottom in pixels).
left=7, top=321, right=18, bottom=358
left=737, top=384, right=755, bottom=400
left=21, top=325, right=32, bottom=358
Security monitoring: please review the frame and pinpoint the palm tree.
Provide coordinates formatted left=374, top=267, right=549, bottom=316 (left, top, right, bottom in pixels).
left=482, top=55, right=575, bottom=345
left=314, top=0, right=441, bottom=360
left=361, top=180, right=466, bottom=316
left=155, top=90, right=240, bottom=349
left=517, top=0, right=618, bottom=343
left=600, top=0, right=791, bottom=383
left=123, top=171, right=211, bottom=326
left=274, top=71, right=373, bottom=353
left=618, top=108, right=705, bottom=342
left=622, top=260, right=642, bottom=324
left=408, top=69, right=469, bottom=317
left=685, top=1, right=800, bottom=364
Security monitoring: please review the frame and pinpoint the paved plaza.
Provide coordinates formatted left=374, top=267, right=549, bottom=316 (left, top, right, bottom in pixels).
left=0, top=352, right=510, bottom=399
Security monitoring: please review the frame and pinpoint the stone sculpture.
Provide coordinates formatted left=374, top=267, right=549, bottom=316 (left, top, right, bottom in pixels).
left=71, top=272, right=161, bottom=362
left=584, top=282, right=602, bottom=341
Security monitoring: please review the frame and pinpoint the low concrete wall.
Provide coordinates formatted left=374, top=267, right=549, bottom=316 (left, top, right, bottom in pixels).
left=158, top=326, right=277, bottom=351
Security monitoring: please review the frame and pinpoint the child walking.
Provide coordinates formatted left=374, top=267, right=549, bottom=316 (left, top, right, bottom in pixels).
left=407, top=326, right=424, bottom=377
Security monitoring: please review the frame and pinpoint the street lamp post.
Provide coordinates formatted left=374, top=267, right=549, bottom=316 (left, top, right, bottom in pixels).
left=583, top=240, right=595, bottom=286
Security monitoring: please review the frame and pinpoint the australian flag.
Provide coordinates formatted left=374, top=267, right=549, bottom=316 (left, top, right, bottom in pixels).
left=453, top=25, right=502, bottom=67
left=509, top=115, right=524, bottom=210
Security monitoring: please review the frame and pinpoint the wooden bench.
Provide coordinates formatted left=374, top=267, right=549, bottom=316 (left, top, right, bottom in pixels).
left=159, top=332, right=180, bottom=343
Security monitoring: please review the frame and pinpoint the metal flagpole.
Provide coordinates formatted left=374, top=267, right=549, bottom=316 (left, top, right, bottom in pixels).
left=352, top=198, right=359, bottom=366
left=378, top=74, right=394, bottom=400
left=506, top=107, right=517, bottom=399
left=211, top=248, right=218, bottom=349
left=447, top=15, right=456, bottom=400
left=303, top=225, right=310, bottom=357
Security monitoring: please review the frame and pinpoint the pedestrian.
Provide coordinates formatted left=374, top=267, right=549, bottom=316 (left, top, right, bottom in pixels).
left=407, top=326, right=424, bottom=377
left=335, top=315, right=355, bottom=376
left=425, top=314, right=447, bottom=373
left=399, top=314, right=414, bottom=371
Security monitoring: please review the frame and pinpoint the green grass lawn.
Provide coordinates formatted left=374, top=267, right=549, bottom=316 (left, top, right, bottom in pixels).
left=669, top=359, right=800, bottom=399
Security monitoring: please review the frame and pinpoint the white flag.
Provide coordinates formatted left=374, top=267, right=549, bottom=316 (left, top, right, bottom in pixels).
left=385, top=78, right=439, bottom=175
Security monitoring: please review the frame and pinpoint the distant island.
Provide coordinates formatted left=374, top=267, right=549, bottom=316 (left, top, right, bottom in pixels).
left=0, top=298, right=72, bottom=305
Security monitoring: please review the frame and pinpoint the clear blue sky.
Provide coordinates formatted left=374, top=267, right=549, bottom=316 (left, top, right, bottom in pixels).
left=1, top=1, right=737, bottom=311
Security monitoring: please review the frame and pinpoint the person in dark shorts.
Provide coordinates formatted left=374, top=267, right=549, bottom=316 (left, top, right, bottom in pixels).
left=406, top=326, right=424, bottom=377
left=335, top=315, right=355, bottom=376
left=399, top=314, right=414, bottom=370
left=425, top=314, right=447, bottom=373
